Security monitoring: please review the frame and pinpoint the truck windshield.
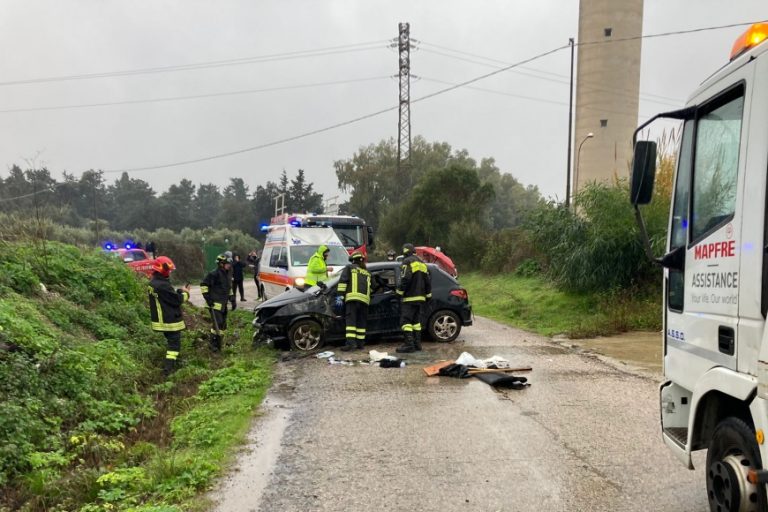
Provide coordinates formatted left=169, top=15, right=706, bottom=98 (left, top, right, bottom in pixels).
left=290, top=245, right=350, bottom=266
left=333, top=225, right=364, bottom=248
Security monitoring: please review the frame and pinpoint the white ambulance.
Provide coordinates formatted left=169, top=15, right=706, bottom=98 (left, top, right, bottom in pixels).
left=258, top=223, right=349, bottom=300
left=631, top=23, right=768, bottom=511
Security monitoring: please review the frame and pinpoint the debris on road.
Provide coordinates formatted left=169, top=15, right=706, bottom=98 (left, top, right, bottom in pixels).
left=429, top=351, right=532, bottom=389
left=473, top=372, right=529, bottom=389
left=316, top=351, right=335, bottom=359
left=379, top=358, right=406, bottom=368
left=423, top=360, right=454, bottom=376
left=437, top=363, right=472, bottom=379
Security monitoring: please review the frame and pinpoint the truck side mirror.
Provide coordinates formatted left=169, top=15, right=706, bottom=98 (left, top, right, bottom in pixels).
left=658, top=245, right=685, bottom=271
left=366, top=226, right=375, bottom=248
left=630, top=141, right=657, bottom=205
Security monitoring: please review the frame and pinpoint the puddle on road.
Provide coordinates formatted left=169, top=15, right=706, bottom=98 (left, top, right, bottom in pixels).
left=210, top=371, right=293, bottom=512
left=566, top=331, right=662, bottom=373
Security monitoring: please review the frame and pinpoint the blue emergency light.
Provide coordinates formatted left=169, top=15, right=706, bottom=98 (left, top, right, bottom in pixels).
left=124, top=242, right=133, bottom=249
left=259, top=224, right=269, bottom=232
left=103, top=242, right=115, bottom=251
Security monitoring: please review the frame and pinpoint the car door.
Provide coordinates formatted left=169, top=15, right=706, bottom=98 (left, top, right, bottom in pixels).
left=366, top=267, right=400, bottom=334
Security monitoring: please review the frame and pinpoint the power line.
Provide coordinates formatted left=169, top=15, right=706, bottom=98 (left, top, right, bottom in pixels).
left=0, top=75, right=392, bottom=114
left=0, top=186, right=56, bottom=203
left=578, top=20, right=767, bottom=46
left=100, top=44, right=571, bottom=174
left=416, top=76, right=658, bottom=119
left=4, top=21, right=758, bottom=190
left=0, top=40, right=390, bottom=87
left=418, top=45, right=682, bottom=107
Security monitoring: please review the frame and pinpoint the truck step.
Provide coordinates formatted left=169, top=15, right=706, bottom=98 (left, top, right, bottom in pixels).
left=664, top=427, right=688, bottom=446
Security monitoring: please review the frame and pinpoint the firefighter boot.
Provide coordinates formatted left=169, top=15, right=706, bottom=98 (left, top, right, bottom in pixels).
left=413, top=330, right=422, bottom=352
left=341, top=338, right=355, bottom=352
left=163, top=358, right=177, bottom=377
left=396, top=332, right=416, bottom=353
left=209, top=334, right=222, bottom=353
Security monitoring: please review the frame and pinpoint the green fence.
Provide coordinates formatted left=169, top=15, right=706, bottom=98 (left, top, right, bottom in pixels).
left=203, top=244, right=227, bottom=273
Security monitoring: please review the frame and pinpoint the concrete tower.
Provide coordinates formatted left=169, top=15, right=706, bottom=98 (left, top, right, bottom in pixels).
left=573, top=0, right=644, bottom=196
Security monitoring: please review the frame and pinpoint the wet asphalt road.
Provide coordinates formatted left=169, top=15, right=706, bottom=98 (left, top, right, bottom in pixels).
left=209, top=313, right=709, bottom=512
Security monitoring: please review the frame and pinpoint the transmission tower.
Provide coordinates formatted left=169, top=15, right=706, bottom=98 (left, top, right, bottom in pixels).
left=396, top=22, right=412, bottom=182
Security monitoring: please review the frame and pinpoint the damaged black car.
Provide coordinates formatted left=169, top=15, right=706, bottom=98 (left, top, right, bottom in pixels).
left=252, top=262, right=472, bottom=351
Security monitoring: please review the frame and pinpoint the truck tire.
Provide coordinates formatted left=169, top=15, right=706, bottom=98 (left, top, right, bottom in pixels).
left=427, top=310, right=461, bottom=342
left=705, top=416, right=766, bottom=512
left=288, top=319, right=324, bottom=352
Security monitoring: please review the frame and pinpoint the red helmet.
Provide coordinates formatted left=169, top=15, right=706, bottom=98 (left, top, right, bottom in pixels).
left=152, top=256, right=175, bottom=276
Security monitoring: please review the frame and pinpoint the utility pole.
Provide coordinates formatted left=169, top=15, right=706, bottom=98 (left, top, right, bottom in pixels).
left=566, top=37, right=575, bottom=209
left=273, top=193, right=285, bottom=220
left=396, top=22, right=412, bottom=187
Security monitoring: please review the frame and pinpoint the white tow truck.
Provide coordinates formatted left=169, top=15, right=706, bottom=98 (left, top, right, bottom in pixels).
left=631, top=23, right=768, bottom=512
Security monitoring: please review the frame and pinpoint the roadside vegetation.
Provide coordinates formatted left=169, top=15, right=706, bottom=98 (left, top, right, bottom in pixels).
left=0, top=216, right=259, bottom=282
left=0, top=240, right=274, bottom=511
left=461, top=273, right=660, bottom=338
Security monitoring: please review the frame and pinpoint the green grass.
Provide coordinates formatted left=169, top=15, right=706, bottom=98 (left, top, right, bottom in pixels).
left=0, top=241, right=275, bottom=512
left=460, top=272, right=661, bottom=338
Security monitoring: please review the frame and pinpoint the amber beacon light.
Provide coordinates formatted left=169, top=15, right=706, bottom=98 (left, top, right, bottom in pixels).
left=730, top=22, right=768, bottom=60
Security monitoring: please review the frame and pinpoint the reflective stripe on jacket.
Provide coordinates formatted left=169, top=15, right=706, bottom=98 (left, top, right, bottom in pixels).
left=305, top=245, right=329, bottom=286
left=148, top=272, right=188, bottom=332
left=397, top=255, right=432, bottom=302
left=338, top=263, right=371, bottom=305
left=200, top=267, right=231, bottom=307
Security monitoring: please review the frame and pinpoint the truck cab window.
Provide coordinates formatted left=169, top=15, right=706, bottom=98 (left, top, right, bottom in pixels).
left=667, top=119, right=694, bottom=312
left=691, top=86, right=744, bottom=242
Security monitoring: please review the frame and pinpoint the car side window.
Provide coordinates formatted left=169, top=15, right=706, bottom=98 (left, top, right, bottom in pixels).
left=371, top=269, right=396, bottom=294
left=130, top=250, right=146, bottom=261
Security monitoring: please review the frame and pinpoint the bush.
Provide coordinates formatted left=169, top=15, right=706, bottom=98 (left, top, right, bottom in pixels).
left=0, top=214, right=260, bottom=282
left=523, top=180, right=667, bottom=292
left=479, top=228, right=538, bottom=274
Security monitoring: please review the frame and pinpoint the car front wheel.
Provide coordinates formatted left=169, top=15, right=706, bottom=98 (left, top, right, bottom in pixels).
left=288, top=318, right=324, bottom=351
left=428, top=310, right=461, bottom=342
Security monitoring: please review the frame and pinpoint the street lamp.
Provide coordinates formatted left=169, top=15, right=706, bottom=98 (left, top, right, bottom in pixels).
left=573, top=132, right=594, bottom=206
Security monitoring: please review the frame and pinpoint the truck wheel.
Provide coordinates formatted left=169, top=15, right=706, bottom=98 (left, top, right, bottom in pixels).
left=288, top=319, right=324, bottom=352
left=260, top=285, right=268, bottom=301
left=706, top=417, right=766, bottom=512
left=428, top=310, right=461, bottom=342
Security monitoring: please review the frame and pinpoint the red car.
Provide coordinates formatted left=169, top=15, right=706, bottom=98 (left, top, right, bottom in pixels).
left=110, top=248, right=156, bottom=277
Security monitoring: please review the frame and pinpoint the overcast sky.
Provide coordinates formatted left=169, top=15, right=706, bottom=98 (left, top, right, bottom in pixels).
left=0, top=0, right=765, bottom=205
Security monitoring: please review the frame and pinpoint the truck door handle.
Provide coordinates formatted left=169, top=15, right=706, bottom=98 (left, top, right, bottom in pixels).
left=718, top=326, right=735, bottom=356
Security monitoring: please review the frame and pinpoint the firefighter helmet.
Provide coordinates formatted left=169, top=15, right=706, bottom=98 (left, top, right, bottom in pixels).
left=349, top=250, right=365, bottom=262
left=216, top=253, right=232, bottom=265
left=152, top=256, right=176, bottom=276
left=402, top=243, right=415, bottom=255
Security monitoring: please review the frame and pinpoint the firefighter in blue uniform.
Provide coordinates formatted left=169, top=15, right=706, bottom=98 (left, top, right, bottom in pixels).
left=147, top=256, right=190, bottom=376
left=337, top=250, right=371, bottom=351
left=201, top=254, right=232, bottom=352
left=396, top=243, right=431, bottom=353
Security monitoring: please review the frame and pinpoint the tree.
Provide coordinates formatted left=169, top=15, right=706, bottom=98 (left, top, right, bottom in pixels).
left=107, top=172, right=158, bottom=230
left=289, top=169, right=323, bottom=213
left=476, top=158, right=541, bottom=230
left=192, top=183, right=222, bottom=229
left=216, top=178, right=252, bottom=233
left=252, top=181, right=280, bottom=230
left=380, top=163, right=494, bottom=247
left=157, top=179, right=196, bottom=231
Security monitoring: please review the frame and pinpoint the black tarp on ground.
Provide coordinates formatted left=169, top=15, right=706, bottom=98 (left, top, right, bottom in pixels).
left=473, top=372, right=529, bottom=389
